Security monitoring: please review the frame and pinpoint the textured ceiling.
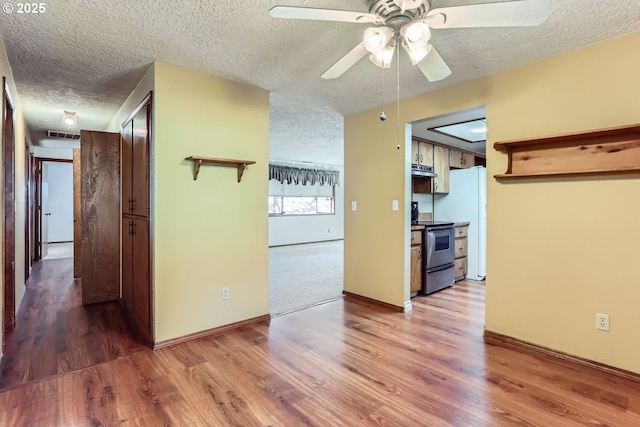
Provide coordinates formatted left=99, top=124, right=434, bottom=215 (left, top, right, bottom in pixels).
left=1, top=0, right=639, bottom=165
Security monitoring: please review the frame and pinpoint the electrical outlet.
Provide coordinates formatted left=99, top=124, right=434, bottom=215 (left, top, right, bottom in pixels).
left=351, top=201, right=357, bottom=211
left=221, top=287, right=230, bottom=301
left=595, top=313, right=609, bottom=331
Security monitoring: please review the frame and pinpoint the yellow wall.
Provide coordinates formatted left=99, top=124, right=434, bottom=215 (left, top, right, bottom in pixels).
left=152, top=63, right=270, bottom=342
left=0, top=36, right=28, bottom=359
left=345, top=31, right=640, bottom=373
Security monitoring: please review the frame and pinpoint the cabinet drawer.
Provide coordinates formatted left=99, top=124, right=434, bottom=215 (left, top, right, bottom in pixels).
left=455, top=238, right=467, bottom=257
left=411, top=230, right=422, bottom=246
left=454, top=257, right=467, bottom=280
left=455, top=225, right=468, bottom=238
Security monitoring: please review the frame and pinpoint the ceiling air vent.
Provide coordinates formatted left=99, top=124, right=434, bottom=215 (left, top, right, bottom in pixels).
left=47, top=130, right=81, bottom=140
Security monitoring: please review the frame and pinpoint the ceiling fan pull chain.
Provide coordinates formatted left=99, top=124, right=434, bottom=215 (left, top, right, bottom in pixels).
left=396, top=39, right=401, bottom=150
left=380, top=66, right=387, bottom=122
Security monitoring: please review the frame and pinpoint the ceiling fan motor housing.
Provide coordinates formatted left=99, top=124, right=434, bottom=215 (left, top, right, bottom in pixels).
left=367, top=0, right=431, bottom=30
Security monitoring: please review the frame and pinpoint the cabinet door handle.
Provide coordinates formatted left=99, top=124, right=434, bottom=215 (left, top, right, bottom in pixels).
left=128, top=220, right=134, bottom=236
left=419, top=154, right=423, bottom=163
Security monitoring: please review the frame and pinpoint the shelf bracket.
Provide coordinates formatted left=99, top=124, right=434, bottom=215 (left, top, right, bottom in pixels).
left=192, top=158, right=202, bottom=181
left=237, top=164, right=246, bottom=183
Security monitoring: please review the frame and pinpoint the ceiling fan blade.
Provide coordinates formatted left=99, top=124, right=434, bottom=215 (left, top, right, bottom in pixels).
left=416, top=47, right=452, bottom=82
left=269, top=6, right=382, bottom=24
left=321, top=42, right=368, bottom=79
left=426, top=0, right=552, bottom=29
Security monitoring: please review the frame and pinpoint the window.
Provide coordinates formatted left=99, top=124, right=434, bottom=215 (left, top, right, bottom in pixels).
left=269, top=180, right=335, bottom=216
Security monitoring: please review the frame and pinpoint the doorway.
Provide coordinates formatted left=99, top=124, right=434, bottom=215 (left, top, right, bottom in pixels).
left=37, top=159, right=74, bottom=260
left=2, top=77, right=16, bottom=339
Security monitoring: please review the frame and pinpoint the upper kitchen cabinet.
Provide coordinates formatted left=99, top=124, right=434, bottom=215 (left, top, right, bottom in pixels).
left=433, top=145, right=449, bottom=194
left=411, top=139, right=434, bottom=168
left=411, top=140, right=448, bottom=194
left=449, top=148, right=474, bottom=169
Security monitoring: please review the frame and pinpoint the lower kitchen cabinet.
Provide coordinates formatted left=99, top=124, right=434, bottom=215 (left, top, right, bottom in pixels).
left=410, top=229, right=423, bottom=293
left=454, top=224, right=469, bottom=281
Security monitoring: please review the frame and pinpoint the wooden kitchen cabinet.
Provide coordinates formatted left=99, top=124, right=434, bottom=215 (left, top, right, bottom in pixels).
left=411, top=139, right=434, bottom=168
left=412, top=143, right=448, bottom=194
left=410, top=230, right=423, bottom=293
left=454, top=224, right=468, bottom=281
left=122, top=98, right=150, bottom=216
left=433, top=145, right=449, bottom=194
left=122, top=216, right=151, bottom=340
left=449, top=149, right=474, bottom=169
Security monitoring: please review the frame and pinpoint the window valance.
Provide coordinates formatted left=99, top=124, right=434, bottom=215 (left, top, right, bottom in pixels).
left=269, top=163, right=340, bottom=186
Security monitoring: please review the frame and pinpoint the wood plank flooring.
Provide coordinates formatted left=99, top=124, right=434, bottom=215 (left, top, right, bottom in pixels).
left=0, top=258, right=148, bottom=389
left=1, top=262, right=640, bottom=426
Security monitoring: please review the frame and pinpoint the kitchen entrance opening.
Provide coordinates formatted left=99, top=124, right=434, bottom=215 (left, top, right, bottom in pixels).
left=409, top=105, right=487, bottom=299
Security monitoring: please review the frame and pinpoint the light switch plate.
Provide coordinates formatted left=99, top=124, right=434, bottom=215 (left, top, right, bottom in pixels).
left=351, top=201, right=357, bottom=211
left=392, top=200, right=399, bottom=211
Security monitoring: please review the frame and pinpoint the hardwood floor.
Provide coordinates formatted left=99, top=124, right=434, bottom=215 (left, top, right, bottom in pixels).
left=1, top=270, right=640, bottom=426
left=0, top=258, right=148, bottom=390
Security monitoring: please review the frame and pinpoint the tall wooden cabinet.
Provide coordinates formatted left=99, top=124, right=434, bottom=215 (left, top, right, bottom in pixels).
left=121, top=93, right=152, bottom=345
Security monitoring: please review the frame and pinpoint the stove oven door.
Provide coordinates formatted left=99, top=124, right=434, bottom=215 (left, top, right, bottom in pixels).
left=425, top=226, right=455, bottom=270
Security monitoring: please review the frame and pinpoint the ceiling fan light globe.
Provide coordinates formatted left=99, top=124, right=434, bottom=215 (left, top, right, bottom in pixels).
left=405, top=24, right=423, bottom=43
left=364, top=26, right=394, bottom=54
left=392, top=0, right=423, bottom=13
left=402, top=21, right=431, bottom=47
left=369, top=42, right=395, bottom=68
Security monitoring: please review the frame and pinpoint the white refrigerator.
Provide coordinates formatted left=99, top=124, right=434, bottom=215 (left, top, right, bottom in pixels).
left=434, top=166, right=487, bottom=280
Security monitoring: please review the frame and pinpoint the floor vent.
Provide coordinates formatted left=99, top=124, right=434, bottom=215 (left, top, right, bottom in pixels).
left=47, top=130, right=81, bottom=140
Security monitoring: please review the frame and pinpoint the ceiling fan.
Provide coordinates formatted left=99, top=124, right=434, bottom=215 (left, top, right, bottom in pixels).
left=269, top=0, right=552, bottom=82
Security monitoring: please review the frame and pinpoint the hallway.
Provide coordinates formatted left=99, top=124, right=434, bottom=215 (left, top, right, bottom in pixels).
left=0, top=258, right=148, bottom=390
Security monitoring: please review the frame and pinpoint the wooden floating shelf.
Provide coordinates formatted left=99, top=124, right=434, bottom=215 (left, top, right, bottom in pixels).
left=494, top=123, right=640, bottom=179
left=185, top=156, right=256, bottom=182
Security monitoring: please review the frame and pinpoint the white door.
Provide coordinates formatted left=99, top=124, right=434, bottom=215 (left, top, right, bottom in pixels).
left=45, top=161, right=74, bottom=243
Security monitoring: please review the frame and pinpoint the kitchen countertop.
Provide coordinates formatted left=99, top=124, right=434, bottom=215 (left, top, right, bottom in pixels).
left=454, top=222, right=470, bottom=227
left=412, top=221, right=467, bottom=231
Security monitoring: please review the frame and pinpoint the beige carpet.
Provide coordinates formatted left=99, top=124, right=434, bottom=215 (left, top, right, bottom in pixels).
left=269, top=240, right=344, bottom=316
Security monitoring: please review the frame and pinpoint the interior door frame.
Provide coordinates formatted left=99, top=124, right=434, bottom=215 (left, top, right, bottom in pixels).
left=2, top=76, right=16, bottom=336
left=24, top=146, right=31, bottom=279
left=33, top=157, right=72, bottom=261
